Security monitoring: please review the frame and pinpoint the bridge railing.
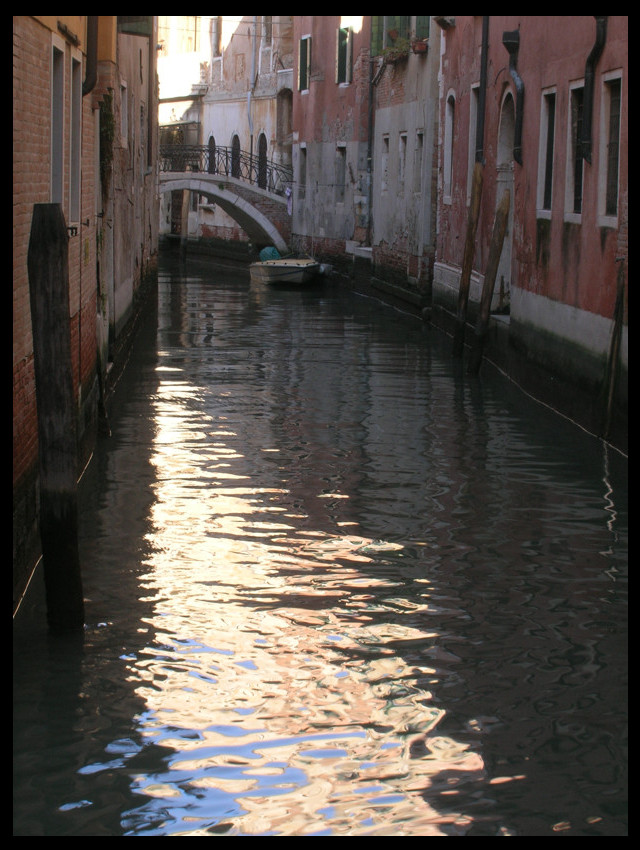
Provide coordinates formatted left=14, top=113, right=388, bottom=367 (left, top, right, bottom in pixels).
left=159, top=144, right=293, bottom=196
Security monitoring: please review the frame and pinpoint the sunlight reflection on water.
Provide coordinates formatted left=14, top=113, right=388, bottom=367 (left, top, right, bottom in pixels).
left=13, top=259, right=627, bottom=837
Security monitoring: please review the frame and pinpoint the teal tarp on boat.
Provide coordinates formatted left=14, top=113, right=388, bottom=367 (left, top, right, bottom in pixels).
left=259, top=246, right=281, bottom=261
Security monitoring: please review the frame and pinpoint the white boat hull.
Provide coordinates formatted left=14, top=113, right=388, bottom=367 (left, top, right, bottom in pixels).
left=250, top=257, right=321, bottom=285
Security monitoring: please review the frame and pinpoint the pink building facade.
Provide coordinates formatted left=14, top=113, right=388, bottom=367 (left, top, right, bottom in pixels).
left=433, top=16, right=627, bottom=447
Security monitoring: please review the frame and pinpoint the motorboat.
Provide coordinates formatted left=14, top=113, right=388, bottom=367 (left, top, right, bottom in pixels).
left=249, top=256, right=322, bottom=285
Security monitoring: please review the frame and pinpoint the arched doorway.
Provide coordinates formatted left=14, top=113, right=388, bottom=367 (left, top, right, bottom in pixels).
left=231, top=134, right=241, bottom=178
left=207, top=135, right=217, bottom=174
left=257, top=133, right=268, bottom=189
left=495, top=91, right=515, bottom=313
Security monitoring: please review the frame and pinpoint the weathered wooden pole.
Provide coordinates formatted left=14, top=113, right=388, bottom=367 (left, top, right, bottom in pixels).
left=600, top=258, right=626, bottom=441
left=27, top=204, right=85, bottom=633
left=467, top=189, right=510, bottom=376
left=452, top=161, right=484, bottom=358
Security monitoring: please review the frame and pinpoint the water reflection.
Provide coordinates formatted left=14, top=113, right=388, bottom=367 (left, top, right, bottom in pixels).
left=13, top=256, right=627, bottom=836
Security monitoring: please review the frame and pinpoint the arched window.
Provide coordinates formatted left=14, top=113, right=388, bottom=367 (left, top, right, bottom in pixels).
left=258, top=133, right=268, bottom=188
left=443, top=93, right=455, bottom=200
left=207, top=135, right=216, bottom=174
left=231, top=134, right=241, bottom=178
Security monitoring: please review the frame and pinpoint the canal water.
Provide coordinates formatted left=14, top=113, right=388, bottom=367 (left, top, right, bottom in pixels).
left=14, top=254, right=627, bottom=836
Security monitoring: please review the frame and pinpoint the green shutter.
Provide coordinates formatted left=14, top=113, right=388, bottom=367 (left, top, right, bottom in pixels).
left=337, top=27, right=349, bottom=84
left=371, top=16, right=383, bottom=56
left=415, top=16, right=430, bottom=41
left=299, top=37, right=309, bottom=90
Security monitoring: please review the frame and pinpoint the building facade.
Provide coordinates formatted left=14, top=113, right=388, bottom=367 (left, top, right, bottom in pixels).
left=433, top=16, right=627, bottom=447
left=158, top=16, right=294, bottom=247
left=13, top=16, right=159, bottom=612
left=290, top=16, right=371, bottom=271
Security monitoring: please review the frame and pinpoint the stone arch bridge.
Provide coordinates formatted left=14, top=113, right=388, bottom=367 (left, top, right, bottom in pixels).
left=159, top=144, right=293, bottom=253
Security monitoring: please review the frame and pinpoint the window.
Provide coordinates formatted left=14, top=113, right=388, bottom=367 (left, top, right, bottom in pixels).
left=69, top=55, right=82, bottom=222
left=336, top=25, right=353, bottom=85
left=537, top=89, right=556, bottom=214
left=299, top=146, right=307, bottom=200
left=413, top=131, right=424, bottom=194
left=601, top=76, right=621, bottom=219
left=566, top=84, right=584, bottom=217
left=415, top=16, right=430, bottom=41
left=398, top=132, right=407, bottom=187
left=183, top=16, right=200, bottom=53
left=371, top=16, right=429, bottom=55
left=120, top=82, right=128, bottom=146
left=444, top=93, right=455, bottom=201
left=381, top=135, right=390, bottom=193
left=371, top=16, right=409, bottom=56
left=335, top=145, right=346, bottom=203
left=51, top=42, right=64, bottom=205
left=298, top=35, right=311, bottom=91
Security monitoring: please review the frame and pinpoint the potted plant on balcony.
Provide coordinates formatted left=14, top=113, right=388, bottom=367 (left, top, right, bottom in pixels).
left=382, top=35, right=411, bottom=65
left=411, top=38, right=428, bottom=55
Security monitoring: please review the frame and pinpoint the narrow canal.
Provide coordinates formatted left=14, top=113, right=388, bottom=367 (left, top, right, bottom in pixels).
left=14, top=254, right=627, bottom=837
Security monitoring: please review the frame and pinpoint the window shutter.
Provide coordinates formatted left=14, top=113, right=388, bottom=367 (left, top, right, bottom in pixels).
left=298, top=37, right=309, bottom=90
left=371, top=16, right=383, bottom=56
left=415, top=16, right=430, bottom=41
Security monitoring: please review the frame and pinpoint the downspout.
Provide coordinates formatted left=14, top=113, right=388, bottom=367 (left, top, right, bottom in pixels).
left=581, top=16, right=607, bottom=164
left=366, top=55, right=375, bottom=246
left=248, top=17, right=257, bottom=181
left=475, top=16, right=489, bottom=163
left=367, top=48, right=387, bottom=246
left=82, top=15, right=98, bottom=96
left=502, top=29, right=523, bottom=165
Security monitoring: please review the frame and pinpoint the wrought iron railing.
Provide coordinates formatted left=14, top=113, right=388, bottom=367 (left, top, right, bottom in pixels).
left=159, top=144, right=293, bottom=196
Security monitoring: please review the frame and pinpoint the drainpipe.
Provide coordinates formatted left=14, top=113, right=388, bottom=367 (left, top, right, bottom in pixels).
left=502, top=29, right=524, bottom=165
left=475, top=16, right=489, bottom=163
left=82, top=15, right=98, bottom=96
left=248, top=17, right=257, bottom=182
left=581, top=16, right=608, bottom=164
left=366, top=55, right=375, bottom=246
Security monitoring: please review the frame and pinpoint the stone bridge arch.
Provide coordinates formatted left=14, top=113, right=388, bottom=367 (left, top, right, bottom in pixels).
left=159, top=173, right=291, bottom=254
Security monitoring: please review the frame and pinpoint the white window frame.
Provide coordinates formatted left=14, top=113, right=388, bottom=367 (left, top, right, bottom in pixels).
left=536, top=86, right=557, bottom=219
left=120, top=80, right=129, bottom=147
left=298, top=35, right=311, bottom=92
left=335, top=24, right=353, bottom=86
left=413, top=130, right=424, bottom=194
left=335, top=143, right=346, bottom=204
left=51, top=34, right=66, bottom=206
left=69, top=48, right=83, bottom=224
left=597, top=70, right=623, bottom=227
left=381, top=134, right=390, bottom=194
left=298, top=144, right=307, bottom=201
left=443, top=91, right=455, bottom=204
left=564, top=79, right=584, bottom=224
left=398, top=132, right=407, bottom=188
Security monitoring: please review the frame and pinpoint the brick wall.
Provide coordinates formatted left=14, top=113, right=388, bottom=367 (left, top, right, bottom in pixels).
left=13, top=17, right=101, bottom=609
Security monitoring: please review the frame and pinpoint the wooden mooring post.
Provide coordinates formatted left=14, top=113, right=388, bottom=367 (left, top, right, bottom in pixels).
left=452, top=161, right=484, bottom=358
left=467, top=189, right=510, bottom=376
left=600, top=257, right=626, bottom=442
left=27, top=204, right=85, bottom=633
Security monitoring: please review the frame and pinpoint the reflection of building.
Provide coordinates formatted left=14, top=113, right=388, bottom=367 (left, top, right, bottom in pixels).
left=13, top=16, right=159, bottom=612
left=158, top=16, right=294, bottom=247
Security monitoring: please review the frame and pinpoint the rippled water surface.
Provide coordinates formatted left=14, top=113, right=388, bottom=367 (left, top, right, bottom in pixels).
left=14, top=256, right=627, bottom=836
